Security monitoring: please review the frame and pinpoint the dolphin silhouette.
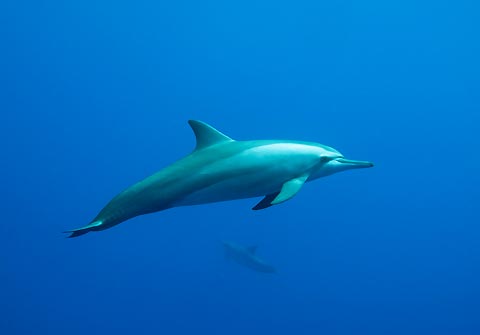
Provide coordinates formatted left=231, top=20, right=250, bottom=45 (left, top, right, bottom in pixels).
left=222, top=241, right=276, bottom=273
left=66, top=120, right=373, bottom=237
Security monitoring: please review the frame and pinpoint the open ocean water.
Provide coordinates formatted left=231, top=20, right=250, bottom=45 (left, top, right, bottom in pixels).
left=2, top=0, right=479, bottom=334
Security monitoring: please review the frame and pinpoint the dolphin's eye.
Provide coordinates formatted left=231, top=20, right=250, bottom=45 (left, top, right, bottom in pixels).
left=320, top=156, right=331, bottom=163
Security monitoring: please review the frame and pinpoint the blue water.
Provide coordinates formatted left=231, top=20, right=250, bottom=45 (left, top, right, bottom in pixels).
left=3, top=0, right=479, bottom=334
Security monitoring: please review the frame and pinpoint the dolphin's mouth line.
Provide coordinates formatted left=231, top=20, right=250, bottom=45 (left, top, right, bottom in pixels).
left=336, top=158, right=374, bottom=167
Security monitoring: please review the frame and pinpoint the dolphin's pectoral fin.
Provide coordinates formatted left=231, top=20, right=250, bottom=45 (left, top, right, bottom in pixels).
left=188, top=120, right=234, bottom=151
left=252, top=192, right=279, bottom=210
left=270, top=174, right=309, bottom=205
left=63, top=220, right=103, bottom=238
left=252, top=174, right=309, bottom=210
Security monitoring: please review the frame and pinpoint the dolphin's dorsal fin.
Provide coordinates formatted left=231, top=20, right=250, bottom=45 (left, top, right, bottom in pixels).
left=188, top=120, right=233, bottom=151
left=247, top=246, right=257, bottom=254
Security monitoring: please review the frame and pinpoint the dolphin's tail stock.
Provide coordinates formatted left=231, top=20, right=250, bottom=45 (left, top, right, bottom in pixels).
left=64, top=220, right=103, bottom=238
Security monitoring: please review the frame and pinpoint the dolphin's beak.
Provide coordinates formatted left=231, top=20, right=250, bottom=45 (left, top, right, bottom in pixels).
left=336, top=158, right=374, bottom=169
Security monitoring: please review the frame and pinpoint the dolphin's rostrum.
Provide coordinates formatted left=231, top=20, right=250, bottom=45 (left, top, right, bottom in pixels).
left=222, top=241, right=276, bottom=273
left=66, top=120, right=373, bottom=237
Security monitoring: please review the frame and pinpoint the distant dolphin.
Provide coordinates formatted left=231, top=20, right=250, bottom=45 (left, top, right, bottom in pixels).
left=66, top=120, right=373, bottom=237
left=222, top=241, right=276, bottom=273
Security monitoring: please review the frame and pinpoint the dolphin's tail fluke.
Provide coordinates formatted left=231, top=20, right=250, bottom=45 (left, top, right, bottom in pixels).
left=64, top=220, right=103, bottom=238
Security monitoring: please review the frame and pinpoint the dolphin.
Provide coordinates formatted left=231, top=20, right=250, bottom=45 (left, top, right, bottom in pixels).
left=222, top=241, right=276, bottom=273
left=66, top=120, right=373, bottom=237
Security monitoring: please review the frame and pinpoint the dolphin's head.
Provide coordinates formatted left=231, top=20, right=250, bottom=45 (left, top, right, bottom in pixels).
left=310, top=145, right=373, bottom=179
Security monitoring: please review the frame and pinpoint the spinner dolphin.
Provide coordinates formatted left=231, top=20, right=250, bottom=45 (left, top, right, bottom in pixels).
left=66, top=120, right=373, bottom=237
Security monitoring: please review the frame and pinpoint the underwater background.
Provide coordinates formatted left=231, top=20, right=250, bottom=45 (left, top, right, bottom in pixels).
left=2, top=0, right=479, bottom=334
